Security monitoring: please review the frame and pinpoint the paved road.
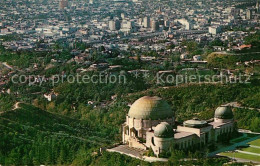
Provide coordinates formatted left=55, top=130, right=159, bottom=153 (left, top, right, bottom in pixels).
left=224, top=102, right=260, bottom=112
left=228, top=157, right=260, bottom=164
left=236, top=150, right=260, bottom=156
left=107, top=145, right=145, bottom=159
left=143, top=156, right=168, bottom=163
left=250, top=145, right=260, bottom=149
left=238, top=129, right=260, bottom=135
left=213, top=52, right=260, bottom=56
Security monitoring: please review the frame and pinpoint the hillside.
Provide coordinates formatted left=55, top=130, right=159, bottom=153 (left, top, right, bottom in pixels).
left=0, top=104, right=112, bottom=165
left=1, top=83, right=260, bottom=165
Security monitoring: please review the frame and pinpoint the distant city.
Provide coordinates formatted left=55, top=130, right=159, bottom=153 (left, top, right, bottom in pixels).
left=0, top=0, right=259, bottom=51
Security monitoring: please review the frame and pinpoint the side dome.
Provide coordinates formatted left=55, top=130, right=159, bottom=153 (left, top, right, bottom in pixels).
left=128, top=96, right=174, bottom=120
left=154, top=122, right=174, bottom=138
left=214, top=106, right=233, bottom=119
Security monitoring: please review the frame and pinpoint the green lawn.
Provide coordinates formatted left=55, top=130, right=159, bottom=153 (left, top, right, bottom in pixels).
left=220, top=152, right=260, bottom=162
left=249, top=139, right=260, bottom=146
left=242, top=147, right=260, bottom=154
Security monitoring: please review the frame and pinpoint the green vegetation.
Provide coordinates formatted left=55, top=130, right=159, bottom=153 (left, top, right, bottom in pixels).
left=233, top=108, right=260, bottom=132
left=0, top=104, right=116, bottom=165
left=242, top=147, right=260, bottom=154
left=92, top=151, right=229, bottom=166
left=244, top=31, right=260, bottom=48
left=0, top=94, right=15, bottom=112
left=249, top=139, right=260, bottom=146
left=207, top=53, right=237, bottom=69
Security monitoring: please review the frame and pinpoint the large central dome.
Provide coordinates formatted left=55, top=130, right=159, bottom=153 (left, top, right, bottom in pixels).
left=128, top=96, right=174, bottom=120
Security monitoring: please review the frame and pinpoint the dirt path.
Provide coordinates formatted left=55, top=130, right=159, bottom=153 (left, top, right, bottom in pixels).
left=2, top=62, right=13, bottom=70
left=13, top=102, right=21, bottom=110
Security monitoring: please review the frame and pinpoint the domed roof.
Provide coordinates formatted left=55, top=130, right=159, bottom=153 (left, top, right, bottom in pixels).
left=128, top=96, right=174, bottom=120
left=154, top=122, right=174, bottom=138
left=214, top=106, right=233, bottom=119
left=183, top=118, right=208, bottom=128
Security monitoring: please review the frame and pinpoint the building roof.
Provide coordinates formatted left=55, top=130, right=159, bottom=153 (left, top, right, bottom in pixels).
left=128, top=96, right=174, bottom=120
left=154, top=122, right=174, bottom=138
left=209, top=121, right=232, bottom=128
left=214, top=106, right=233, bottom=119
left=183, top=118, right=208, bottom=128
left=174, top=131, right=195, bottom=139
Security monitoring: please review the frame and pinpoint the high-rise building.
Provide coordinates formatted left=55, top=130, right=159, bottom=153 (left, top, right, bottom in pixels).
left=256, top=0, right=259, bottom=13
left=121, top=13, right=125, bottom=19
left=151, top=20, right=159, bottom=31
left=121, top=20, right=134, bottom=30
left=209, top=26, right=221, bottom=35
left=59, top=0, right=68, bottom=9
left=109, top=20, right=116, bottom=31
left=109, top=20, right=121, bottom=31
left=176, top=19, right=192, bottom=30
left=115, top=20, right=121, bottom=30
left=246, top=9, right=252, bottom=19
left=143, top=17, right=150, bottom=28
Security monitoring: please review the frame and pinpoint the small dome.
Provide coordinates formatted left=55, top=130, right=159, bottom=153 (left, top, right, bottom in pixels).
left=128, top=96, right=174, bottom=120
left=183, top=118, right=208, bottom=128
left=154, top=122, right=174, bottom=138
left=214, top=106, right=233, bottom=119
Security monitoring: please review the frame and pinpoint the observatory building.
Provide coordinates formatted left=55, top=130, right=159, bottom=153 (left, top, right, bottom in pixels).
left=122, top=96, right=235, bottom=156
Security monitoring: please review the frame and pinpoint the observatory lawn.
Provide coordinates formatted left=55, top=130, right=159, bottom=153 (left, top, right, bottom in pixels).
left=220, top=152, right=260, bottom=162
left=220, top=138, right=260, bottom=163
left=249, top=139, right=260, bottom=146
left=242, top=147, right=260, bottom=154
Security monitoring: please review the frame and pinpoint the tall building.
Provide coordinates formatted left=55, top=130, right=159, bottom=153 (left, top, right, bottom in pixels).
left=109, top=20, right=116, bottom=31
left=151, top=20, right=159, bottom=31
left=115, top=20, right=121, bottom=30
left=143, top=17, right=150, bottom=28
left=121, top=13, right=125, bottom=19
left=59, top=0, right=68, bottom=9
left=246, top=9, right=252, bottom=20
left=176, top=19, right=192, bottom=30
left=256, top=0, right=260, bottom=13
left=209, top=26, right=221, bottom=35
left=109, top=20, right=121, bottom=31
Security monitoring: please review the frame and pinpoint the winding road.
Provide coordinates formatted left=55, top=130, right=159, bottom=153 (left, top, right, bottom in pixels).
left=224, top=102, right=260, bottom=112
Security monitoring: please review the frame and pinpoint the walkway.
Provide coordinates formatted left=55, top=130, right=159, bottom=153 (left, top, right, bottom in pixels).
left=107, top=145, right=145, bottom=159
left=107, top=145, right=170, bottom=162
left=250, top=145, right=260, bottom=149
left=236, top=150, right=260, bottom=156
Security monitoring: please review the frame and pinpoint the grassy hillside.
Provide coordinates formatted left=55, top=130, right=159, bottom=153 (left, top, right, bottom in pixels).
left=0, top=104, right=114, bottom=165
